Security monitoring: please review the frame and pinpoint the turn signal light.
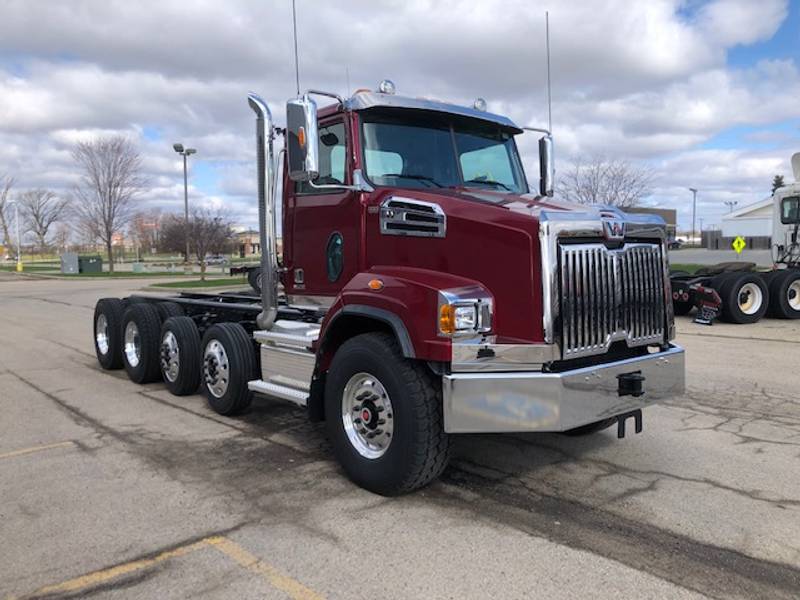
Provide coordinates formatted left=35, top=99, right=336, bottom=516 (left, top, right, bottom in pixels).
left=439, top=304, right=455, bottom=334
left=298, top=126, right=306, bottom=148
left=368, top=278, right=384, bottom=291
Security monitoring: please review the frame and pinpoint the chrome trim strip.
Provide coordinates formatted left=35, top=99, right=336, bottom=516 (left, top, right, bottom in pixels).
left=451, top=340, right=558, bottom=372
left=285, top=294, right=334, bottom=312
left=380, top=196, right=446, bottom=238
left=443, top=344, right=685, bottom=433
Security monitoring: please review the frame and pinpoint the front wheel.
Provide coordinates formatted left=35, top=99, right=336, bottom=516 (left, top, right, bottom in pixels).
left=324, top=332, right=451, bottom=496
left=201, top=323, right=256, bottom=415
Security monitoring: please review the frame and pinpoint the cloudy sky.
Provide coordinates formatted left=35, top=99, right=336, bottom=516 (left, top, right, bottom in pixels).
left=1, top=0, right=798, bottom=233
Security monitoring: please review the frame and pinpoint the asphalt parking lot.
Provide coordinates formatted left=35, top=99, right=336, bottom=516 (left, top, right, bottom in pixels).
left=1, top=273, right=799, bottom=599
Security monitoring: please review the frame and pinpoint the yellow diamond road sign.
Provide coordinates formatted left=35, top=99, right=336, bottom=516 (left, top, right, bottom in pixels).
left=732, top=236, right=746, bottom=254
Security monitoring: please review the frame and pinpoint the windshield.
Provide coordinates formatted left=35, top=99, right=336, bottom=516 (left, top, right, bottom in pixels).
left=361, top=111, right=528, bottom=194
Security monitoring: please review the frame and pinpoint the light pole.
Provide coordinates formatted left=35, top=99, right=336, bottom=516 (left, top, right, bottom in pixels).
left=724, top=200, right=738, bottom=213
left=688, top=188, right=698, bottom=246
left=173, top=143, right=197, bottom=265
left=6, top=200, right=22, bottom=272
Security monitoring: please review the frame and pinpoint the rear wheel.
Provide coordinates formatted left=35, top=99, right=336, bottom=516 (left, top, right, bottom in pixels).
left=201, top=323, right=256, bottom=415
left=160, top=316, right=202, bottom=395
left=324, top=332, right=451, bottom=496
left=94, top=298, right=125, bottom=370
left=155, top=301, right=184, bottom=321
left=767, top=270, right=800, bottom=319
left=121, top=303, right=163, bottom=383
left=247, top=268, right=262, bottom=294
left=717, top=273, right=769, bottom=324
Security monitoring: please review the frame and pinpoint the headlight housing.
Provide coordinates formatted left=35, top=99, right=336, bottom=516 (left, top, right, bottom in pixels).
left=438, top=290, right=493, bottom=336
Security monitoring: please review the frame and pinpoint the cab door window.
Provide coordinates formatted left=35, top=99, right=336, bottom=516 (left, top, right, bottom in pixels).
left=297, top=121, right=346, bottom=194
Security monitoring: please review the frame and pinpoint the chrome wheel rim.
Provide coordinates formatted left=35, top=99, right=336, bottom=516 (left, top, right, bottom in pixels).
left=96, top=314, right=109, bottom=355
left=788, top=280, right=800, bottom=311
left=341, top=372, right=394, bottom=459
left=160, top=331, right=180, bottom=383
left=204, top=340, right=229, bottom=398
left=124, top=321, right=141, bottom=367
left=738, top=282, right=763, bottom=315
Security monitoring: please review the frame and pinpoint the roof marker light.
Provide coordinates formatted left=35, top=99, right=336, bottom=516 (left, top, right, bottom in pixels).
left=378, top=79, right=396, bottom=95
left=473, top=98, right=487, bottom=111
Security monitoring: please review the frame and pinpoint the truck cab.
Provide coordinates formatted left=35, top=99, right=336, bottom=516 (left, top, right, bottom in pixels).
left=249, top=82, right=684, bottom=493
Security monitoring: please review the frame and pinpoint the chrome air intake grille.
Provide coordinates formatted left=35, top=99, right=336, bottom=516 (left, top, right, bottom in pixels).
left=559, top=243, right=665, bottom=359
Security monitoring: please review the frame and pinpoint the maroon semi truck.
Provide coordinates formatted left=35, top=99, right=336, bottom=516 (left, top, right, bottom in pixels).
left=92, top=81, right=685, bottom=495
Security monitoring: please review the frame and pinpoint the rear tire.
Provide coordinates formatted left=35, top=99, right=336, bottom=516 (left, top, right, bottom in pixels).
left=767, top=270, right=800, bottom=319
left=160, top=316, right=202, bottom=396
left=201, top=323, right=256, bottom=415
left=156, top=301, right=184, bottom=321
left=121, top=303, right=163, bottom=383
left=324, top=332, right=451, bottom=496
left=94, top=298, right=125, bottom=370
left=716, top=273, right=769, bottom=324
left=247, top=268, right=262, bottom=294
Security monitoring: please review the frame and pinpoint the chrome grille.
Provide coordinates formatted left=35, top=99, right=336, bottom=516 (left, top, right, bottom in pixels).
left=559, top=243, right=665, bottom=359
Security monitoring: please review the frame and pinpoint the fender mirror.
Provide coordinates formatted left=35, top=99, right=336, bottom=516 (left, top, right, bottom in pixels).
left=539, top=135, right=554, bottom=197
left=286, top=95, right=319, bottom=182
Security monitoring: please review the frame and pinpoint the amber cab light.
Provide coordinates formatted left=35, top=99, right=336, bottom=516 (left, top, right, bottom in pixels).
left=368, top=278, right=384, bottom=291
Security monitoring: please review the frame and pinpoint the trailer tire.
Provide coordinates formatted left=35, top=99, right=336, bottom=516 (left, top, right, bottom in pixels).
left=717, top=273, right=769, bottom=324
left=324, top=332, right=451, bottom=496
left=767, top=270, right=800, bottom=319
left=156, top=301, right=184, bottom=321
left=672, top=299, right=694, bottom=316
left=160, top=316, right=202, bottom=395
left=94, top=298, right=126, bottom=370
left=121, top=303, right=163, bottom=383
left=201, top=323, right=256, bottom=415
left=562, top=418, right=616, bottom=436
left=247, top=268, right=262, bottom=294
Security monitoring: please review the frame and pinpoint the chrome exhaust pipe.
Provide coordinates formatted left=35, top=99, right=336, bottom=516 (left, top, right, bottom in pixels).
left=247, top=93, right=278, bottom=330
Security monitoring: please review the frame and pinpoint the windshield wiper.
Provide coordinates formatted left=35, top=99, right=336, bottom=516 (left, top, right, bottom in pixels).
left=464, top=177, right=512, bottom=191
left=381, top=173, right=444, bottom=188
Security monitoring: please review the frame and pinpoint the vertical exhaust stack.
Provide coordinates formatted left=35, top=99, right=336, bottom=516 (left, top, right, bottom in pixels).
left=247, top=93, right=279, bottom=330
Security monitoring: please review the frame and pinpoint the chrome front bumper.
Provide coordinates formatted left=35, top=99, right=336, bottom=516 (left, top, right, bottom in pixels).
left=442, top=344, right=684, bottom=433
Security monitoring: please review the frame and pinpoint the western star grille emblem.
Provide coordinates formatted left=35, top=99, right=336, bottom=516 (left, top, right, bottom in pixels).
left=603, top=219, right=625, bottom=240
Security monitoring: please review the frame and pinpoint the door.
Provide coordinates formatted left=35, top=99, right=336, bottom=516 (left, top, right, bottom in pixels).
left=285, top=117, right=360, bottom=302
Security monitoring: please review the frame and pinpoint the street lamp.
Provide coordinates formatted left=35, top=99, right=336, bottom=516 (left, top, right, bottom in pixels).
left=173, top=143, right=197, bottom=265
left=688, top=188, right=698, bottom=246
left=724, top=200, right=738, bottom=213
left=6, top=200, right=22, bottom=272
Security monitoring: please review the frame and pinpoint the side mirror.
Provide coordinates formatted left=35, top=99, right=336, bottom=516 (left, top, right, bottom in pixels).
left=286, top=95, right=319, bottom=182
left=538, top=135, right=554, bottom=197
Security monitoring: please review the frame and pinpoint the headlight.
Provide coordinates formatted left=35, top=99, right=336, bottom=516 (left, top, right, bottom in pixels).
left=438, top=292, right=492, bottom=336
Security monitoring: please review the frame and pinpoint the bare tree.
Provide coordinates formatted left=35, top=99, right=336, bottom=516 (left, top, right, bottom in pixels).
left=72, top=136, right=145, bottom=272
left=18, top=189, right=70, bottom=252
left=558, top=156, right=655, bottom=208
left=159, top=209, right=234, bottom=280
left=0, top=175, right=14, bottom=251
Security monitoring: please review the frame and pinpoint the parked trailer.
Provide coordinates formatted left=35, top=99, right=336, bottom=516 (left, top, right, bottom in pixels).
left=670, top=158, right=800, bottom=324
left=94, top=82, right=685, bottom=495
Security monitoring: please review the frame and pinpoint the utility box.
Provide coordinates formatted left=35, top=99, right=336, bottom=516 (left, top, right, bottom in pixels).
left=78, top=255, right=103, bottom=274
left=60, top=252, right=79, bottom=274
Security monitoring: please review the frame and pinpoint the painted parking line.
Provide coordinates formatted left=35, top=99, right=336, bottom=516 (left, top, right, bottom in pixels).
left=0, top=441, right=74, bottom=461
left=206, top=536, right=324, bottom=600
left=9, top=535, right=323, bottom=600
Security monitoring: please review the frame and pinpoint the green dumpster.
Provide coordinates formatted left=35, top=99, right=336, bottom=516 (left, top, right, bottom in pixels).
left=78, top=255, right=103, bottom=274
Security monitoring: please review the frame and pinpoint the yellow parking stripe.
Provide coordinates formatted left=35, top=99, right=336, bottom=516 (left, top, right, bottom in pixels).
left=206, top=536, right=324, bottom=600
left=0, top=441, right=74, bottom=461
left=9, top=536, right=324, bottom=600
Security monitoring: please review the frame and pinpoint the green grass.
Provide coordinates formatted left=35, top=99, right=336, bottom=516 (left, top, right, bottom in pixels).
left=150, top=277, right=248, bottom=289
left=669, top=263, right=705, bottom=275
left=0, top=265, right=59, bottom=273
left=59, top=271, right=195, bottom=278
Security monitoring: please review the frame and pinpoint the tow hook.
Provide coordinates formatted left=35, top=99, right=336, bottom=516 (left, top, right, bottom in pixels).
left=617, top=371, right=645, bottom=397
left=616, top=409, right=643, bottom=439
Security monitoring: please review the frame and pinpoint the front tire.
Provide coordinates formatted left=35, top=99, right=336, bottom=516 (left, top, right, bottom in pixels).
left=324, top=332, right=451, bottom=496
left=201, top=323, right=256, bottom=415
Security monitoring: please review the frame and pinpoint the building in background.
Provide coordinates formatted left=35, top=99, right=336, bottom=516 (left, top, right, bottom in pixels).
left=704, top=197, right=773, bottom=250
left=235, top=229, right=261, bottom=258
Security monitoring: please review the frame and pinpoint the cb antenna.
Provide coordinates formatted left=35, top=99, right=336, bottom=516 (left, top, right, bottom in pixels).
left=545, top=11, right=552, bottom=133
left=292, top=0, right=300, bottom=94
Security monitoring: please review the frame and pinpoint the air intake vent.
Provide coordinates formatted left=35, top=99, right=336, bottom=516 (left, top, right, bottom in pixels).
left=380, top=197, right=446, bottom=238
